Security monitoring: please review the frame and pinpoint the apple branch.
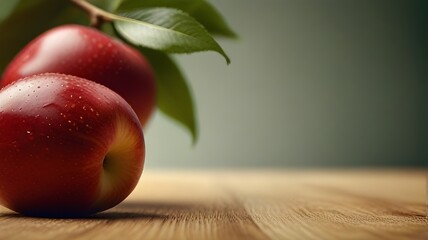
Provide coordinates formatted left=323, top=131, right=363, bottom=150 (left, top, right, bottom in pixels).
left=71, top=0, right=112, bottom=28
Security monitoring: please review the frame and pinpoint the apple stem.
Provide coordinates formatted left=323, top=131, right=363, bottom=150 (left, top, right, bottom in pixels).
left=90, top=15, right=104, bottom=29
left=70, top=0, right=112, bottom=29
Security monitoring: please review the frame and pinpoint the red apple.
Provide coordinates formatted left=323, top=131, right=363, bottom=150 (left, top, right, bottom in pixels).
left=0, top=73, right=145, bottom=217
left=1, top=24, right=156, bottom=127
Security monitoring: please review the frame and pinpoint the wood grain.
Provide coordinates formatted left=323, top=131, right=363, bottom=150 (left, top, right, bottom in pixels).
left=0, top=170, right=426, bottom=240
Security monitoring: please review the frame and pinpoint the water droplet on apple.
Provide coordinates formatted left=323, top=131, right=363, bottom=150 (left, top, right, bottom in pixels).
left=43, top=103, right=54, bottom=108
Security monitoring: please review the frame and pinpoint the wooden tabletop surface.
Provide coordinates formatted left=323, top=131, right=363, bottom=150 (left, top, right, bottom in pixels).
left=0, top=170, right=426, bottom=240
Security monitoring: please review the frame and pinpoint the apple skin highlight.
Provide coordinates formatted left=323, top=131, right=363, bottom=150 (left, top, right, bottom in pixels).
left=1, top=24, right=156, bottom=127
left=0, top=73, right=145, bottom=217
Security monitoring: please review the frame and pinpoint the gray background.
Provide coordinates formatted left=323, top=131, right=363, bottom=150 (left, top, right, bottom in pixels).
left=144, top=0, right=427, bottom=168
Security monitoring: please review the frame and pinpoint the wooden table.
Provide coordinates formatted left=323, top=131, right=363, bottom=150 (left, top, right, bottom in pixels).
left=0, top=170, right=426, bottom=239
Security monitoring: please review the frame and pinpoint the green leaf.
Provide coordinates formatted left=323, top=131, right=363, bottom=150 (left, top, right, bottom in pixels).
left=112, top=8, right=230, bottom=64
left=117, top=0, right=236, bottom=37
left=141, top=48, right=198, bottom=143
left=0, top=0, right=20, bottom=23
left=0, top=0, right=87, bottom=75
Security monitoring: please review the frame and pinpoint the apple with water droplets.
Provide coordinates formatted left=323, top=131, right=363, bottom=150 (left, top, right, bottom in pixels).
left=1, top=24, right=156, bottom=127
left=0, top=73, right=145, bottom=217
